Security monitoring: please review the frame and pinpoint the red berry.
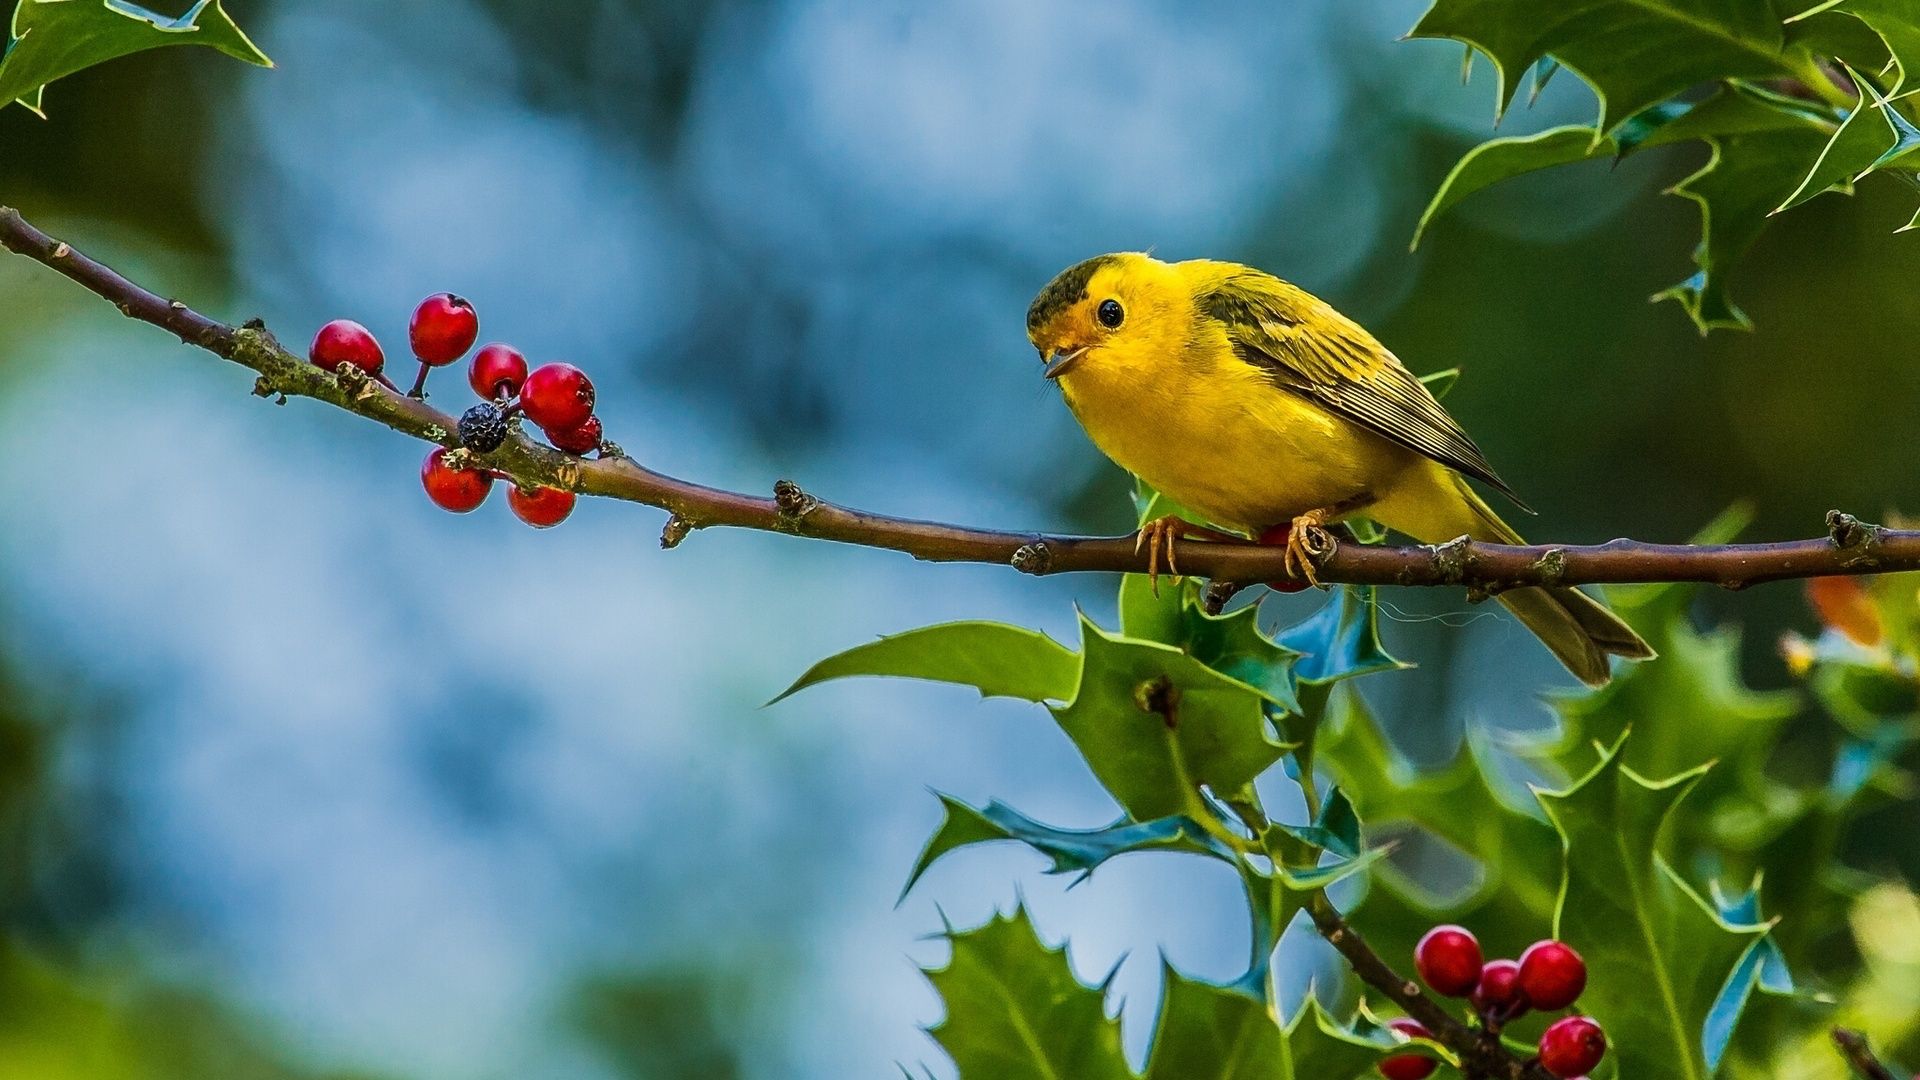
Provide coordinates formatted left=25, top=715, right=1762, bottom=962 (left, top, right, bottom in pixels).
left=1379, top=1018, right=1436, bottom=1080
left=508, top=485, right=575, bottom=529
left=1538, top=1016, right=1605, bottom=1078
left=546, top=414, right=602, bottom=456
left=520, top=362, right=596, bottom=431
left=409, top=293, right=478, bottom=366
left=309, top=319, right=385, bottom=375
left=420, top=447, right=491, bottom=513
left=1518, top=940, right=1587, bottom=1010
left=1415, top=925, right=1483, bottom=997
left=468, top=342, right=528, bottom=400
left=1257, top=523, right=1310, bottom=593
left=1470, top=958, right=1530, bottom=1021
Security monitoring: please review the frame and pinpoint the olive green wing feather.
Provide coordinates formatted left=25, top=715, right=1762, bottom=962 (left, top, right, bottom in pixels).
left=1198, top=271, right=1530, bottom=511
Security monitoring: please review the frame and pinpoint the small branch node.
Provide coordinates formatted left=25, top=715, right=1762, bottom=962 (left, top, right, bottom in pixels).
left=251, top=376, right=274, bottom=399
left=50, top=242, right=69, bottom=259
left=1464, top=584, right=1493, bottom=604
left=1202, top=580, right=1243, bottom=615
left=1531, top=547, right=1568, bottom=587
left=555, top=457, right=584, bottom=490
left=1426, top=535, right=1473, bottom=584
left=442, top=447, right=477, bottom=471
left=661, top=514, right=694, bottom=549
left=1402, top=980, right=1421, bottom=998
left=773, top=479, right=818, bottom=520
left=598, top=439, right=627, bottom=460
left=241, top=317, right=267, bottom=331
left=1011, top=541, right=1054, bottom=575
left=1829, top=510, right=1883, bottom=550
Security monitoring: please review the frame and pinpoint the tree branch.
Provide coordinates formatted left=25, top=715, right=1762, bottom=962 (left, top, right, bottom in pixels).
left=1834, top=1027, right=1901, bottom=1080
left=6, top=204, right=1919, bottom=592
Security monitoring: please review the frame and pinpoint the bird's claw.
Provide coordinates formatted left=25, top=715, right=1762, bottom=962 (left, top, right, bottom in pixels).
left=1282, top=514, right=1336, bottom=588
left=1135, top=515, right=1191, bottom=596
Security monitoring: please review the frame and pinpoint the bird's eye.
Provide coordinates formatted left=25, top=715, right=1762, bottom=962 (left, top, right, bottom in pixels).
left=1096, top=298, right=1124, bottom=329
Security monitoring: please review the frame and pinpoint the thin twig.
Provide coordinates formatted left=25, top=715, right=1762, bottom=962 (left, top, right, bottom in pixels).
left=6, top=205, right=1920, bottom=591
left=1834, top=1027, right=1900, bottom=1080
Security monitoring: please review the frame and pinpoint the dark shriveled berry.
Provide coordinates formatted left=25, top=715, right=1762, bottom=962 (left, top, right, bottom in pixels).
left=421, top=448, right=491, bottom=513
left=1378, top=1018, right=1436, bottom=1080
left=1538, top=1016, right=1605, bottom=1078
left=1518, top=940, right=1588, bottom=1011
left=546, top=414, right=602, bottom=456
left=1415, top=924, right=1483, bottom=997
left=458, top=403, right=508, bottom=453
left=509, top=485, right=576, bottom=529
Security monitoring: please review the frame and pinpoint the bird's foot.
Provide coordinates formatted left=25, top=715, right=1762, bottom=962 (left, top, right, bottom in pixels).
left=1133, top=515, right=1237, bottom=595
left=1281, top=509, right=1338, bottom=588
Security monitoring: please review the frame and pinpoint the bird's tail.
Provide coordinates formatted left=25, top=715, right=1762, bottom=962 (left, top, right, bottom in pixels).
left=1377, top=465, right=1654, bottom=687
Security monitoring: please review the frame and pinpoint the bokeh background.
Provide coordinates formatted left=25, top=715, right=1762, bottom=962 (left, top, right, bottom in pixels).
left=0, top=1, right=1914, bottom=1076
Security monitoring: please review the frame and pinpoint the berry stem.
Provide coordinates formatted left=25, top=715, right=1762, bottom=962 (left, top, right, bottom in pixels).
left=407, top=361, right=431, bottom=399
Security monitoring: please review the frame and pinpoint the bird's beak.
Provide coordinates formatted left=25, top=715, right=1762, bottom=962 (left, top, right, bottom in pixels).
left=1042, top=346, right=1088, bottom=380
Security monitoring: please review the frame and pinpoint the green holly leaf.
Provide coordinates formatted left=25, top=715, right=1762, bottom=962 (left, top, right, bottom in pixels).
left=1143, top=970, right=1283, bottom=1080
left=1278, top=588, right=1406, bottom=688
left=1792, top=0, right=1920, bottom=94
left=1549, top=576, right=1798, bottom=787
left=924, top=907, right=1130, bottom=1080
left=1, top=0, right=271, bottom=114
left=1539, top=738, right=1770, bottom=1080
left=771, top=621, right=1079, bottom=704
left=1413, top=126, right=1608, bottom=249
left=1416, top=86, right=1836, bottom=332
left=1242, top=842, right=1392, bottom=998
left=1410, top=0, right=1816, bottom=134
left=1318, top=692, right=1563, bottom=963
left=1704, top=905, right=1797, bottom=1072
left=1116, top=578, right=1303, bottom=716
left=1776, top=67, right=1920, bottom=213
left=1052, top=614, right=1288, bottom=821
left=899, top=793, right=1230, bottom=901
left=1656, top=122, right=1835, bottom=330
left=1269, top=785, right=1361, bottom=859
left=1412, top=97, right=1722, bottom=249
left=1285, top=998, right=1403, bottom=1080
left=1141, top=971, right=1401, bottom=1080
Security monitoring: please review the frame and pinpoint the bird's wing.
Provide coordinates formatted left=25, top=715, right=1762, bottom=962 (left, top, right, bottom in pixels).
left=1196, top=269, right=1529, bottom=510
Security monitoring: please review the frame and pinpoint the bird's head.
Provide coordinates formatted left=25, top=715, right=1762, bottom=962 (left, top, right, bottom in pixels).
left=1026, top=252, right=1180, bottom=381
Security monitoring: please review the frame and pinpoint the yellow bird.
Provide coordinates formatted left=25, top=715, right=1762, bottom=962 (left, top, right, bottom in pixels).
left=1026, top=252, right=1653, bottom=687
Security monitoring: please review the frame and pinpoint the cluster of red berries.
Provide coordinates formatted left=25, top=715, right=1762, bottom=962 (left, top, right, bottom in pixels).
left=308, top=294, right=603, bottom=530
left=1380, top=926, right=1604, bottom=1080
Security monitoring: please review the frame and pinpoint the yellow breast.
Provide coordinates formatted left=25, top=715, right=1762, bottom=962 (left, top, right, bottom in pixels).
left=1058, top=345, right=1410, bottom=533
